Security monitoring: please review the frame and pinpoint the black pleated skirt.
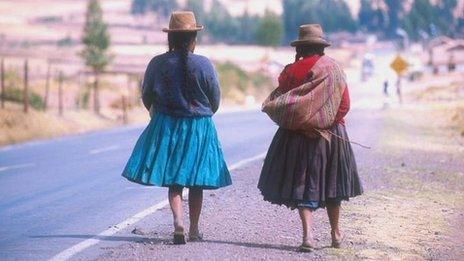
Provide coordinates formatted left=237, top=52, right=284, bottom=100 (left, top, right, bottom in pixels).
left=258, top=124, right=363, bottom=209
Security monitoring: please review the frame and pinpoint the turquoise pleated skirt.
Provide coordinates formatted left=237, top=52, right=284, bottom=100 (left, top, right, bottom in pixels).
left=122, top=112, right=232, bottom=189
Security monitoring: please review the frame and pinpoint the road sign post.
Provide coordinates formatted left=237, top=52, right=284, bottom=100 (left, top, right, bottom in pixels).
left=390, top=55, right=409, bottom=76
left=390, top=55, right=409, bottom=104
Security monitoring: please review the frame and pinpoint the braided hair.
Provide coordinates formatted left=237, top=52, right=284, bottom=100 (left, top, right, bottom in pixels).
left=168, top=32, right=197, bottom=89
left=295, top=45, right=325, bottom=62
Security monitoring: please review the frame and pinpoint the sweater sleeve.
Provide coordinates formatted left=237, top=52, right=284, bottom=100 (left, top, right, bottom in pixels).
left=204, top=61, right=221, bottom=113
left=335, top=87, right=350, bottom=124
left=141, top=60, right=155, bottom=111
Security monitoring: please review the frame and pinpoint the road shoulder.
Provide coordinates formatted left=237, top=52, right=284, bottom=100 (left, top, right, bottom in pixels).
left=92, top=106, right=464, bottom=260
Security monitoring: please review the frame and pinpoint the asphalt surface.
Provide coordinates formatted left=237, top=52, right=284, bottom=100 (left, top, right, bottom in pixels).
left=0, top=49, right=395, bottom=261
left=0, top=110, right=276, bottom=261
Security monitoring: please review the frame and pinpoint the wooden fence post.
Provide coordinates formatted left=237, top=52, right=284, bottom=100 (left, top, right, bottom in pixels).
left=76, top=72, right=81, bottom=110
left=121, top=74, right=132, bottom=124
left=58, top=71, right=64, bottom=116
left=44, top=61, right=51, bottom=111
left=23, top=60, right=29, bottom=113
left=122, top=94, right=128, bottom=124
left=93, top=72, right=100, bottom=114
left=138, top=76, right=143, bottom=105
left=1, top=58, right=5, bottom=109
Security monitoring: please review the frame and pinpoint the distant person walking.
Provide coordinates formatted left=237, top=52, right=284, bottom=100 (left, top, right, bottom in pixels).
left=259, top=24, right=363, bottom=252
left=383, top=80, right=389, bottom=97
left=122, top=11, right=231, bottom=245
left=396, top=77, right=403, bottom=104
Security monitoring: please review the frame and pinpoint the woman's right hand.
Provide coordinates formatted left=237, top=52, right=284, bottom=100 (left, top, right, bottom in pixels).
left=149, top=105, right=154, bottom=118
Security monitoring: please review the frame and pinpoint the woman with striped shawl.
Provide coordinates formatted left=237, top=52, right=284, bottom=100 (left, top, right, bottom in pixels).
left=259, top=24, right=363, bottom=252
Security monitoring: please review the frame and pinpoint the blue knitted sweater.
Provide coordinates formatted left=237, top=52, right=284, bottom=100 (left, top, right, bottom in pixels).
left=141, top=51, right=221, bottom=117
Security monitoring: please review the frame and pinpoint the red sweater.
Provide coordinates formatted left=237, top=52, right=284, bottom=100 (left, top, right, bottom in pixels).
left=278, top=55, right=350, bottom=125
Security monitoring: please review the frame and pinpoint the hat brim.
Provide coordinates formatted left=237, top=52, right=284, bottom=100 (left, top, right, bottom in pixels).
left=291, top=38, right=331, bottom=47
left=162, top=25, right=204, bottom=33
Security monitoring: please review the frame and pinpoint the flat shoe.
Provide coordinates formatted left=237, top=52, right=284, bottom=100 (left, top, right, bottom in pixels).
left=188, top=232, right=203, bottom=242
left=298, top=243, right=315, bottom=252
left=173, top=232, right=186, bottom=245
left=332, top=234, right=344, bottom=248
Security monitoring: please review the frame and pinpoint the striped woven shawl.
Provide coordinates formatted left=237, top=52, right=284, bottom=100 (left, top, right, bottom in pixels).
left=262, top=56, right=347, bottom=140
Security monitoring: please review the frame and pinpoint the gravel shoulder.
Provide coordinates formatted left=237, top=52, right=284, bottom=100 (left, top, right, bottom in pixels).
left=93, top=104, right=464, bottom=260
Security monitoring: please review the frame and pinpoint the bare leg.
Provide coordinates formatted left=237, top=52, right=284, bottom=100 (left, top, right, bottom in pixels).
left=298, top=208, right=314, bottom=246
left=326, top=202, right=342, bottom=247
left=188, top=187, right=203, bottom=236
left=168, top=186, right=184, bottom=234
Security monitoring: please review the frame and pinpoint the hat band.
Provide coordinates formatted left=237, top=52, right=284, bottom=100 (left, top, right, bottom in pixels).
left=168, top=23, right=201, bottom=30
left=298, top=35, right=325, bottom=40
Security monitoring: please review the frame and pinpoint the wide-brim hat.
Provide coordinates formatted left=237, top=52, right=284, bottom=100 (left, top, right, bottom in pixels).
left=291, top=24, right=331, bottom=47
left=162, top=11, right=204, bottom=33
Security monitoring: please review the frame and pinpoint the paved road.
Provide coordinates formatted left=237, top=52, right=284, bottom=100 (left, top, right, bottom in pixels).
left=0, top=110, right=277, bottom=261
left=0, top=47, right=395, bottom=260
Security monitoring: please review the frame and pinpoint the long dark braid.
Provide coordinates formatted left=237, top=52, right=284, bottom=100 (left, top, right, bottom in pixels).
left=168, top=32, right=197, bottom=89
left=295, top=45, right=325, bottom=62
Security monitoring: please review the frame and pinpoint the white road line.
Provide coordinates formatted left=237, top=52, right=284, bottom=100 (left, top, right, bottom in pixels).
left=48, top=152, right=267, bottom=261
left=88, top=145, right=120, bottom=155
left=228, top=152, right=267, bottom=170
left=0, top=163, right=35, bottom=173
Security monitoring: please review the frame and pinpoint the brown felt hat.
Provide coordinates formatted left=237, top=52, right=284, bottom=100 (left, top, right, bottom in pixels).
left=291, top=24, right=331, bottom=47
left=162, top=11, right=204, bottom=33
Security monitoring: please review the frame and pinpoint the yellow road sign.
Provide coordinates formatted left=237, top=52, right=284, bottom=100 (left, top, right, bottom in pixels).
left=390, top=55, right=409, bottom=76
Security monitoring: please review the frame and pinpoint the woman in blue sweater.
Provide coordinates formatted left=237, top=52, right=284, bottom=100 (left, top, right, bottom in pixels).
left=122, top=11, right=231, bottom=245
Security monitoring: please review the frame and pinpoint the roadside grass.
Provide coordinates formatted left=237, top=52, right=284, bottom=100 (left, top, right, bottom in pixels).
left=1, top=69, right=46, bottom=110
left=408, top=78, right=464, bottom=137
left=452, top=107, right=464, bottom=136
left=216, top=61, right=274, bottom=104
left=3, top=87, right=45, bottom=110
left=0, top=103, right=118, bottom=146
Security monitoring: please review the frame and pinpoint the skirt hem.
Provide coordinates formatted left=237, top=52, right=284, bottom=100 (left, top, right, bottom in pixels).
left=122, top=175, right=232, bottom=190
left=259, top=190, right=362, bottom=210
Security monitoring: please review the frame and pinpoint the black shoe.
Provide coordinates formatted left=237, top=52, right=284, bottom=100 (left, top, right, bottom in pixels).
left=173, top=232, right=186, bottom=245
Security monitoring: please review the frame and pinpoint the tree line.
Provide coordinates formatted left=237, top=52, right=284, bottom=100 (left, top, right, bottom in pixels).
left=132, top=0, right=463, bottom=45
left=132, top=0, right=283, bottom=46
left=359, top=0, right=462, bottom=41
